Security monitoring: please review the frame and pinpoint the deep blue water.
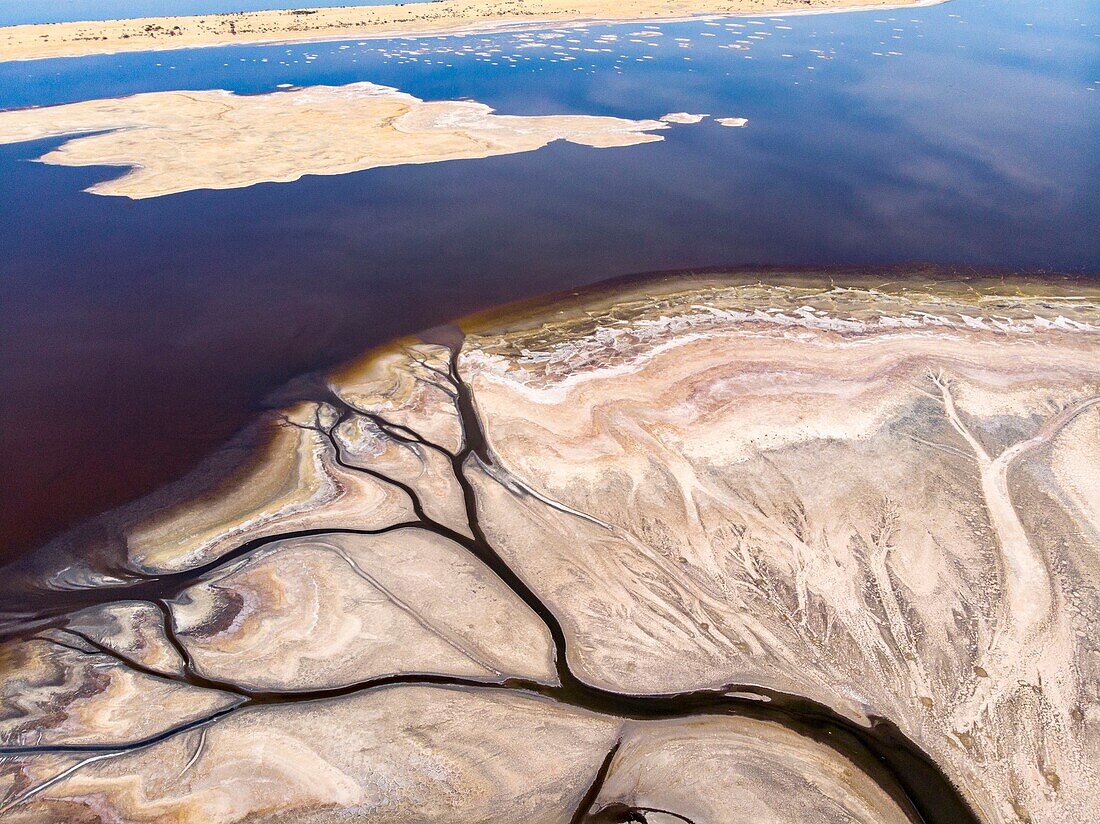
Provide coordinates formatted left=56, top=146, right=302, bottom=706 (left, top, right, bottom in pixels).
left=0, top=0, right=1097, bottom=558
left=0, top=0, right=429, bottom=26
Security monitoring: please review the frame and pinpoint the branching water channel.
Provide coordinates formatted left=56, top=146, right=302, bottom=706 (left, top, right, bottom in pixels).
left=0, top=340, right=981, bottom=823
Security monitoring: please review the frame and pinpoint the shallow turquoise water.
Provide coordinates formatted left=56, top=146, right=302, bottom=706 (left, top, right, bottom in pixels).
left=0, top=0, right=1096, bottom=557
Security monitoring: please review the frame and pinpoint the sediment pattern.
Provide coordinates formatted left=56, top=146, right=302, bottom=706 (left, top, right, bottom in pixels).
left=1, top=274, right=1096, bottom=823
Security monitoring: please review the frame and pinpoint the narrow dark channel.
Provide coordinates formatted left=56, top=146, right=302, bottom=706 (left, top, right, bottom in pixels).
left=0, top=334, right=981, bottom=824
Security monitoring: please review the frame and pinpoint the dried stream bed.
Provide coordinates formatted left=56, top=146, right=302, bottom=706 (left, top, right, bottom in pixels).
left=1, top=273, right=1098, bottom=823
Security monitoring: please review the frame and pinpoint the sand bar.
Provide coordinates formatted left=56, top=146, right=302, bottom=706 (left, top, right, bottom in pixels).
left=0, top=81, right=699, bottom=198
left=0, top=0, right=943, bottom=63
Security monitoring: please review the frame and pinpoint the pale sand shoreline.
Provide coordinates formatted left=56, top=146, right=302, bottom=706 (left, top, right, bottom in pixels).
left=0, top=0, right=945, bottom=64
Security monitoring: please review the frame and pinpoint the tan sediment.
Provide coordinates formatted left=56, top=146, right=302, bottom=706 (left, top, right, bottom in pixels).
left=2, top=273, right=1097, bottom=823
left=660, top=111, right=709, bottom=124
left=123, top=402, right=415, bottom=574
left=598, top=716, right=911, bottom=822
left=0, top=0, right=945, bottom=64
left=0, top=639, right=238, bottom=749
left=66, top=601, right=188, bottom=678
left=4, top=687, right=622, bottom=822
left=0, top=81, right=679, bottom=198
left=330, top=340, right=468, bottom=454
left=171, top=530, right=558, bottom=690
left=458, top=276, right=1100, bottom=823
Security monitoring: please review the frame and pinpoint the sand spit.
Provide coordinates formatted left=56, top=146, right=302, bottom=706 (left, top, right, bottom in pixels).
left=0, top=0, right=947, bottom=64
left=0, top=82, right=693, bottom=198
left=1, top=274, right=1096, bottom=823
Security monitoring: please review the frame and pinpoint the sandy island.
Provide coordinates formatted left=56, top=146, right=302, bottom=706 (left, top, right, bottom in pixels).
left=0, top=82, right=744, bottom=198
left=0, top=0, right=944, bottom=63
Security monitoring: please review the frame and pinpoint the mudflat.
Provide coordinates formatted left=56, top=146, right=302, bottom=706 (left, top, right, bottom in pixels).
left=1, top=273, right=1096, bottom=823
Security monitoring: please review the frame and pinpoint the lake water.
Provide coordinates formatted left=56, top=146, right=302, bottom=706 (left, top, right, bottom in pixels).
left=0, top=0, right=1096, bottom=561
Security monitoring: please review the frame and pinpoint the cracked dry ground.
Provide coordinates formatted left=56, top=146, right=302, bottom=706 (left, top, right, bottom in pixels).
left=1, top=275, right=1098, bottom=824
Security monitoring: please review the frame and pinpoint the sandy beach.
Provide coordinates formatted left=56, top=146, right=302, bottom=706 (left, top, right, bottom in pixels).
left=0, top=0, right=942, bottom=63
